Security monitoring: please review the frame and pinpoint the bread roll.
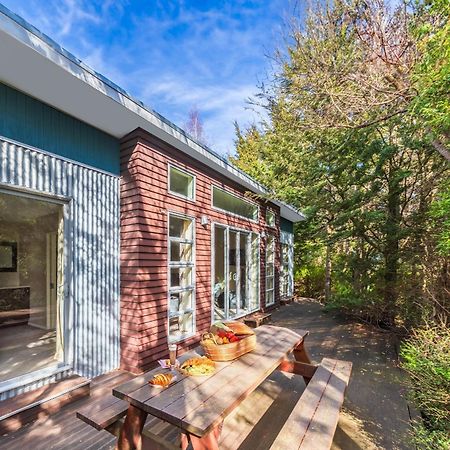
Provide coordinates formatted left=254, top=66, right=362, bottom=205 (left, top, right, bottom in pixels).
left=224, top=321, right=255, bottom=336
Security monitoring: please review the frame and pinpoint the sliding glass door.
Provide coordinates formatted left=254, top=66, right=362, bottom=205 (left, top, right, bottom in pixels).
left=0, top=191, right=64, bottom=384
left=213, top=225, right=259, bottom=321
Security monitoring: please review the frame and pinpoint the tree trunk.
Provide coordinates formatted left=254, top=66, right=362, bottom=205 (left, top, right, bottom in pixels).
left=431, top=138, right=450, bottom=163
left=325, top=236, right=332, bottom=303
left=382, top=179, right=401, bottom=327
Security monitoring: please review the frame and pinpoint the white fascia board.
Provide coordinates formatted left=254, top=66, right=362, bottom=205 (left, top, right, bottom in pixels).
left=0, top=5, right=304, bottom=222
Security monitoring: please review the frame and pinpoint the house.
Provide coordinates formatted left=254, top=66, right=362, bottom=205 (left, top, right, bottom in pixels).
left=0, top=1, right=303, bottom=408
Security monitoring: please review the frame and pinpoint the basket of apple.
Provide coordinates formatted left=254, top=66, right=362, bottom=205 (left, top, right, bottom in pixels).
left=201, top=321, right=256, bottom=361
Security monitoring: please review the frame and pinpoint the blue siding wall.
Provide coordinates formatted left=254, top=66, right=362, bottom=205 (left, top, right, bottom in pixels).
left=281, top=217, right=294, bottom=234
left=0, top=82, right=119, bottom=174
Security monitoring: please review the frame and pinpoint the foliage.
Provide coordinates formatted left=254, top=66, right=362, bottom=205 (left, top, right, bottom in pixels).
left=400, top=321, right=450, bottom=447
left=410, top=0, right=450, bottom=160
left=231, top=0, right=449, bottom=444
left=409, top=422, right=450, bottom=450
left=430, top=179, right=450, bottom=255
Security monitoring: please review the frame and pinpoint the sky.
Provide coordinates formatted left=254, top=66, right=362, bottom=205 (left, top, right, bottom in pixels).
left=1, top=0, right=296, bottom=156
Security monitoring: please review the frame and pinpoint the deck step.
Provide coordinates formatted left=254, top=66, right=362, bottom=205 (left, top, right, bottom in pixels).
left=244, top=313, right=272, bottom=328
left=0, top=374, right=90, bottom=434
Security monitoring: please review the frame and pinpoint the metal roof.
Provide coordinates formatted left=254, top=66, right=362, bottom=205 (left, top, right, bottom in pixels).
left=0, top=2, right=304, bottom=222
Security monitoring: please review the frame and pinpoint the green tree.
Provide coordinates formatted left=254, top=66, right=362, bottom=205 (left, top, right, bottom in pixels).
left=232, top=0, right=449, bottom=325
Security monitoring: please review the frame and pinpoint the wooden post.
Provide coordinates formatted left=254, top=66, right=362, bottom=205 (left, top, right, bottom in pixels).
left=181, top=422, right=223, bottom=450
left=293, top=340, right=313, bottom=384
left=116, top=405, right=148, bottom=450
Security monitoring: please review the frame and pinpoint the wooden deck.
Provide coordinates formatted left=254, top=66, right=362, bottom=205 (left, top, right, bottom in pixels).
left=0, top=370, right=134, bottom=450
left=0, top=368, right=309, bottom=450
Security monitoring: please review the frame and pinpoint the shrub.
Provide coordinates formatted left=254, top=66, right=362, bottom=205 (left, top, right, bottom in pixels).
left=400, top=320, right=450, bottom=448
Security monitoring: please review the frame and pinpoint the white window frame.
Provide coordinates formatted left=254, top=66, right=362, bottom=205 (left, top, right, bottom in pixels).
left=167, top=211, right=196, bottom=342
left=168, top=164, right=196, bottom=202
left=266, top=209, right=276, bottom=228
left=265, top=234, right=276, bottom=306
left=211, top=185, right=259, bottom=223
left=211, top=222, right=260, bottom=323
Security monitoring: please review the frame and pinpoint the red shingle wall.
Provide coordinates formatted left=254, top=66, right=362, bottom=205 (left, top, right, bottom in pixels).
left=120, top=128, right=280, bottom=373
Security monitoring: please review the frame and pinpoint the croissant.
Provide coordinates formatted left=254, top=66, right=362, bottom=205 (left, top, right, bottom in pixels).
left=149, top=373, right=174, bottom=387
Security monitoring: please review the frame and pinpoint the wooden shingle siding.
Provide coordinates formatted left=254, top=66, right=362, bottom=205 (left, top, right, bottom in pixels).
left=120, top=128, right=281, bottom=373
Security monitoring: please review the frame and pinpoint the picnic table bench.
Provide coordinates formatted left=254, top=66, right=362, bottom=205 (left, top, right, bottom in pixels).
left=77, top=325, right=352, bottom=449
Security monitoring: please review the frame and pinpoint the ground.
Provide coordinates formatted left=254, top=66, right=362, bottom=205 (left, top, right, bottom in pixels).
left=0, top=299, right=414, bottom=449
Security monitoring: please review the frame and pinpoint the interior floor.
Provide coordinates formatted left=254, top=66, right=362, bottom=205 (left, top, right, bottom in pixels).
left=0, top=324, right=57, bottom=383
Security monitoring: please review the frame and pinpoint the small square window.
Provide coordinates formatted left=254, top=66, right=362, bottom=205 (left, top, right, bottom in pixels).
left=169, top=166, right=195, bottom=200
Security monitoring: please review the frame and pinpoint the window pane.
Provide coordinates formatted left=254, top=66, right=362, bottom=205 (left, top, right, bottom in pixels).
left=169, top=215, right=193, bottom=239
left=170, top=267, right=193, bottom=288
left=213, top=226, right=226, bottom=320
left=228, top=231, right=238, bottom=318
left=266, top=235, right=275, bottom=306
left=169, top=312, right=193, bottom=338
left=169, top=290, right=193, bottom=314
left=249, top=233, right=260, bottom=311
left=212, top=186, right=258, bottom=221
left=170, top=242, right=192, bottom=263
left=169, top=166, right=194, bottom=199
left=266, top=210, right=275, bottom=227
left=239, top=232, right=249, bottom=312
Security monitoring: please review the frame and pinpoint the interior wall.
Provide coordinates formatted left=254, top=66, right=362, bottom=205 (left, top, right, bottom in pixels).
left=0, top=213, right=59, bottom=329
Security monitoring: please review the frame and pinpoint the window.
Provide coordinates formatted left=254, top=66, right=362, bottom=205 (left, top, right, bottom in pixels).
left=280, top=243, right=290, bottom=297
left=265, top=235, right=275, bottom=306
left=213, top=225, right=259, bottom=321
left=169, top=165, right=195, bottom=200
left=212, top=186, right=258, bottom=221
left=168, top=214, right=195, bottom=341
left=266, top=209, right=275, bottom=227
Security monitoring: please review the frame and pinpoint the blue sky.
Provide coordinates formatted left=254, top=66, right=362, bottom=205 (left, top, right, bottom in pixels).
left=2, top=0, right=296, bottom=155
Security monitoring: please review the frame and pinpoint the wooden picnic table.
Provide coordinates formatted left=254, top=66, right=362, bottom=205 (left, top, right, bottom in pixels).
left=112, top=325, right=310, bottom=450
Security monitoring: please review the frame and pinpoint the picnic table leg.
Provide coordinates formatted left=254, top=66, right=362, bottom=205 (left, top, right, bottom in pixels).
left=116, top=404, right=147, bottom=450
left=180, top=421, right=223, bottom=450
left=293, top=339, right=313, bottom=384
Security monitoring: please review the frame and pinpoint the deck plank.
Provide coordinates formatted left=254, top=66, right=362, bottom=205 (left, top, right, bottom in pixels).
left=0, top=371, right=133, bottom=450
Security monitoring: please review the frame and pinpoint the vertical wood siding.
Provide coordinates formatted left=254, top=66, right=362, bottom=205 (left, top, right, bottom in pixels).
left=0, top=137, right=120, bottom=398
left=0, top=82, right=120, bottom=174
left=120, top=129, right=281, bottom=373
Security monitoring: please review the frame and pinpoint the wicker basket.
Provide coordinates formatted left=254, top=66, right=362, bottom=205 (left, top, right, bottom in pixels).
left=201, top=333, right=257, bottom=361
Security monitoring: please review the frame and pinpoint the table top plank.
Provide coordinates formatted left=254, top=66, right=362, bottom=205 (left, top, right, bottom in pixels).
left=162, top=329, right=292, bottom=421
left=114, top=326, right=308, bottom=437
left=147, top=329, right=276, bottom=418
